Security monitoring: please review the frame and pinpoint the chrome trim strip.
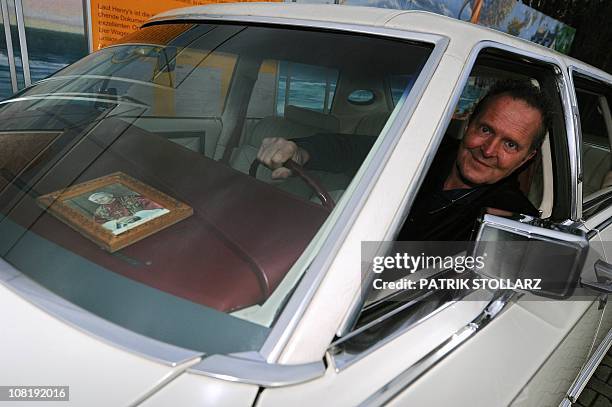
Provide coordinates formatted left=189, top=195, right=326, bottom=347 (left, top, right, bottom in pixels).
left=330, top=295, right=463, bottom=373
left=592, top=215, right=612, bottom=236
left=0, top=258, right=203, bottom=367
left=566, top=328, right=612, bottom=402
left=570, top=65, right=612, bottom=87
left=565, top=69, right=584, bottom=220
left=476, top=213, right=588, bottom=243
left=260, top=30, right=448, bottom=361
left=0, top=0, right=17, bottom=92
left=568, top=65, right=612, bottom=221
left=336, top=290, right=438, bottom=344
left=188, top=353, right=325, bottom=387
left=583, top=143, right=610, bottom=153
left=559, top=397, right=572, bottom=407
left=13, top=0, right=29, bottom=86
left=562, top=70, right=582, bottom=221
left=360, top=291, right=515, bottom=407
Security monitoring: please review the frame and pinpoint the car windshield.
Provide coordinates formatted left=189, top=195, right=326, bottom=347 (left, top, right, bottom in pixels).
left=0, top=22, right=432, bottom=355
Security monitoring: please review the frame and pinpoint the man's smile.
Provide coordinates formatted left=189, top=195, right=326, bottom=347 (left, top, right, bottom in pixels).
left=469, top=150, right=494, bottom=168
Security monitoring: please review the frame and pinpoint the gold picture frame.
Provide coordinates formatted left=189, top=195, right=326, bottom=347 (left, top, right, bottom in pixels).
left=37, top=172, right=193, bottom=252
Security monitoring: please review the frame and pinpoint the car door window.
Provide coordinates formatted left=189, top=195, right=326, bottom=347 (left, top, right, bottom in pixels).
left=330, top=47, right=572, bottom=365
left=574, top=75, right=612, bottom=212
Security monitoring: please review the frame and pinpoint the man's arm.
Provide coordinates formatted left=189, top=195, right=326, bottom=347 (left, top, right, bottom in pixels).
left=257, top=133, right=376, bottom=178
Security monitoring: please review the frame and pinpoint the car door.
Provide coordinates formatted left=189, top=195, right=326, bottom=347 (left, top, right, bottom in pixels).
left=254, top=41, right=607, bottom=406
left=363, top=47, right=607, bottom=407
left=554, top=67, right=612, bottom=405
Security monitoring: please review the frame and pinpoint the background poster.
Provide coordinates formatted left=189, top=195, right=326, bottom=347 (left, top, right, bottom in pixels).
left=336, top=0, right=575, bottom=54
left=89, top=0, right=276, bottom=51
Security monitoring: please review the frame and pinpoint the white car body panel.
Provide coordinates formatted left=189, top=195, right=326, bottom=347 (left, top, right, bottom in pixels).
left=1, top=3, right=611, bottom=406
left=0, top=278, right=201, bottom=407
left=386, top=300, right=599, bottom=407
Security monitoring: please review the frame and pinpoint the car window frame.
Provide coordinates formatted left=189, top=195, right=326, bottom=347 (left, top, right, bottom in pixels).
left=569, top=66, right=612, bottom=219
left=255, top=27, right=447, bottom=365
left=328, top=41, right=576, bottom=373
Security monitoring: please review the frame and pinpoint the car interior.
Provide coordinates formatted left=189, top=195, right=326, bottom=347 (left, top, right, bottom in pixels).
left=573, top=75, right=612, bottom=210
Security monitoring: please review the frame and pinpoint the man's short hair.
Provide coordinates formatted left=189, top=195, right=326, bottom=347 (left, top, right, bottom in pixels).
left=469, top=80, right=552, bottom=151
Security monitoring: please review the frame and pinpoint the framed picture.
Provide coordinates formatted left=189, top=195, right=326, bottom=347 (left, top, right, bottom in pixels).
left=37, top=172, right=193, bottom=252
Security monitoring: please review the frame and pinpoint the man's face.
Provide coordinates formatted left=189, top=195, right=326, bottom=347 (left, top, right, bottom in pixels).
left=89, top=192, right=114, bottom=205
left=456, top=95, right=541, bottom=186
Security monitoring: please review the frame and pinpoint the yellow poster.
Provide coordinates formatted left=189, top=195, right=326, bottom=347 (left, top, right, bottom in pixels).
left=89, top=0, right=274, bottom=51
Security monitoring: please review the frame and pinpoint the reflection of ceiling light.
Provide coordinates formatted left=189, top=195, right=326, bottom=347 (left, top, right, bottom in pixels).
left=135, top=48, right=148, bottom=56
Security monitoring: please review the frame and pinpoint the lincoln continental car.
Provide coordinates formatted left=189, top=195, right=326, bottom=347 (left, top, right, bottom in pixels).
left=1, top=4, right=612, bottom=406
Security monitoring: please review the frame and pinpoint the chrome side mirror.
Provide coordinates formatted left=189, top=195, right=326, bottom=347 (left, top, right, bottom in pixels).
left=471, top=214, right=589, bottom=299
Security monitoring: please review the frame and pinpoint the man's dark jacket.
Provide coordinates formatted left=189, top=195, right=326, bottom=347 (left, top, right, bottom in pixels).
left=296, top=133, right=538, bottom=241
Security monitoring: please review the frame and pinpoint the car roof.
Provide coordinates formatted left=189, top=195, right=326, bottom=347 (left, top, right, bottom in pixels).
left=148, top=3, right=612, bottom=84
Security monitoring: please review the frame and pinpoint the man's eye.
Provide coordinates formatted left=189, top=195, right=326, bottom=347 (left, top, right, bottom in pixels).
left=480, top=126, right=490, bottom=134
left=505, top=140, right=518, bottom=150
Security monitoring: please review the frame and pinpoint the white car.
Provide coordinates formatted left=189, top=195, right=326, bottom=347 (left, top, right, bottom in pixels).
left=1, top=3, right=612, bottom=406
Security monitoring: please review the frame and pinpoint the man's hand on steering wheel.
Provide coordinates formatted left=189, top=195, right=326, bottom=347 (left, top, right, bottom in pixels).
left=257, top=137, right=310, bottom=179
left=254, top=137, right=335, bottom=211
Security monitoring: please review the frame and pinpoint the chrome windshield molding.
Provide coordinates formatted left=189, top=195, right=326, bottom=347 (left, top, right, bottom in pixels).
left=359, top=291, right=515, bottom=407
left=559, top=397, right=572, bottom=407
left=145, top=15, right=446, bottom=48
left=566, top=328, right=612, bottom=403
left=255, top=27, right=448, bottom=362
left=188, top=353, right=325, bottom=387
left=0, top=258, right=203, bottom=367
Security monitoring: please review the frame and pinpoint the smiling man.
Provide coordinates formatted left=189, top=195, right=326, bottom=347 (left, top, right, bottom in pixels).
left=257, top=80, right=551, bottom=240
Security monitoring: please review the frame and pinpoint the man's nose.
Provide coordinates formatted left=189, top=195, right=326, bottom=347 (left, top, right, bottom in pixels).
left=481, top=136, right=500, bottom=158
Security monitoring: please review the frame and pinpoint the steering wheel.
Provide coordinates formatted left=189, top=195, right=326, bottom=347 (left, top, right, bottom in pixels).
left=249, top=159, right=335, bottom=211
